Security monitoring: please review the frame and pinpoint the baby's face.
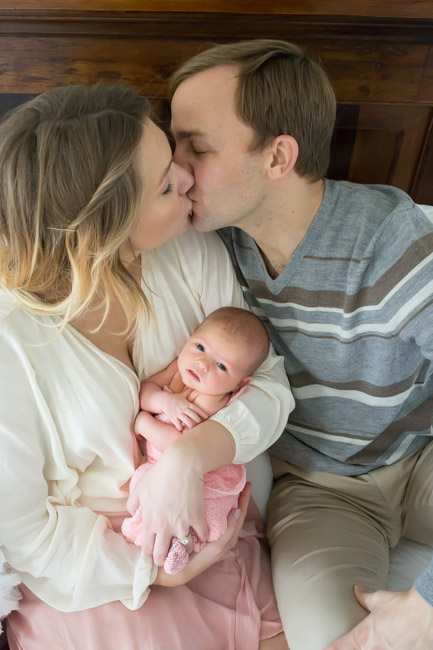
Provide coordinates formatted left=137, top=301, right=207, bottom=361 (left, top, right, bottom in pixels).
left=178, top=323, right=252, bottom=395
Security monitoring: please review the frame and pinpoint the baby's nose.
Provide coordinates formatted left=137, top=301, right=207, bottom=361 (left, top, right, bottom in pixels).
left=197, top=358, right=208, bottom=371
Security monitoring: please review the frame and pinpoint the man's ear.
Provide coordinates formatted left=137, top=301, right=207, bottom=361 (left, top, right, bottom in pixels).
left=266, top=135, right=298, bottom=180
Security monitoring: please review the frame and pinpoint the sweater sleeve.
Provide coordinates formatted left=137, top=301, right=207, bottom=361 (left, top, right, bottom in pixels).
left=0, top=323, right=157, bottom=612
left=174, top=229, right=294, bottom=463
left=412, top=200, right=433, bottom=612
left=414, top=559, right=433, bottom=606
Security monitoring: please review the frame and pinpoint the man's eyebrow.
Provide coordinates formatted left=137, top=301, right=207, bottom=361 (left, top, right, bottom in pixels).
left=175, top=130, right=207, bottom=140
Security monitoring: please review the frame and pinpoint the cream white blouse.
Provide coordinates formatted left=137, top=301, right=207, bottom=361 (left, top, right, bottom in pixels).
left=0, top=228, right=293, bottom=612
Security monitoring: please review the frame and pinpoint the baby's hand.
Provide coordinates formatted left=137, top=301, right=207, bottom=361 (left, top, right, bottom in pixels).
left=162, top=390, right=208, bottom=431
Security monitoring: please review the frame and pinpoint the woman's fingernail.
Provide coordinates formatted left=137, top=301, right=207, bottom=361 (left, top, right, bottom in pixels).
left=234, top=509, right=241, bottom=520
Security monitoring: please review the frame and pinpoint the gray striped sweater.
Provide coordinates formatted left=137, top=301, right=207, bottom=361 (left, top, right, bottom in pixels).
left=219, top=179, right=433, bottom=603
left=220, top=179, right=433, bottom=475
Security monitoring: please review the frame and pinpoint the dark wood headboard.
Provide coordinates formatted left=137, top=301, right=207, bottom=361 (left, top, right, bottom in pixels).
left=0, top=0, right=432, bottom=203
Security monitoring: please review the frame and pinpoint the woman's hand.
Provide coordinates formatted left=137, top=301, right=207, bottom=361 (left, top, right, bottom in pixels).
left=153, top=483, right=251, bottom=586
left=127, top=438, right=209, bottom=565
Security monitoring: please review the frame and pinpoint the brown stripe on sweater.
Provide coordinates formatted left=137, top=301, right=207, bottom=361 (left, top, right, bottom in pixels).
left=346, top=396, right=433, bottom=464
left=288, top=419, right=373, bottom=441
left=289, top=362, right=425, bottom=398
left=304, top=255, right=372, bottom=264
left=273, top=297, right=433, bottom=343
left=242, top=233, right=433, bottom=309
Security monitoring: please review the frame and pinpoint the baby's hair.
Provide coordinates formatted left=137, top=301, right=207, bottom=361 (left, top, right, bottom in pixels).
left=199, top=307, right=269, bottom=375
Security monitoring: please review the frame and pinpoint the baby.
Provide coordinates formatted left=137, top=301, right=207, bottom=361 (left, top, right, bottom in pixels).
left=122, top=306, right=269, bottom=574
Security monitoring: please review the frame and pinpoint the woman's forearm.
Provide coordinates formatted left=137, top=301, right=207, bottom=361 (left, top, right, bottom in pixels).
left=168, top=419, right=236, bottom=476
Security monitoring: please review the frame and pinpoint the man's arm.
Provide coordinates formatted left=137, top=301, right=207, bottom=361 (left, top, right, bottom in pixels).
left=327, top=203, right=433, bottom=650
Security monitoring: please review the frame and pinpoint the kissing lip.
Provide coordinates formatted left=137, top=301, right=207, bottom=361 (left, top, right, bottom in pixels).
left=187, top=368, right=200, bottom=381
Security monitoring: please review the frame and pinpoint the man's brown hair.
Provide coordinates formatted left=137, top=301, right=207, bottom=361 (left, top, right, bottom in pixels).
left=170, top=39, right=336, bottom=182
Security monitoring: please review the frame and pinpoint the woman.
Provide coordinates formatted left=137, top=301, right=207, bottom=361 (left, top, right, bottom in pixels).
left=0, top=84, right=291, bottom=649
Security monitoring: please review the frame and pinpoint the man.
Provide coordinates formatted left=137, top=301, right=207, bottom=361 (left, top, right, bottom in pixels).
left=169, top=39, right=433, bottom=650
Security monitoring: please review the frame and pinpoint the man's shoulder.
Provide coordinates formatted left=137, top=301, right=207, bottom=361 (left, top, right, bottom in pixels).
left=329, top=180, right=415, bottom=221
left=327, top=180, right=433, bottom=249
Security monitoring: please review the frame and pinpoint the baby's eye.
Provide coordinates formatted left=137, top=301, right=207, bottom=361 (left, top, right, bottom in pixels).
left=217, top=363, right=227, bottom=372
left=196, top=343, right=205, bottom=351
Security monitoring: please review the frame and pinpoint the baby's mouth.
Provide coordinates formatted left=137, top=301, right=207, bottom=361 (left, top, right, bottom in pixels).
left=187, top=369, right=200, bottom=381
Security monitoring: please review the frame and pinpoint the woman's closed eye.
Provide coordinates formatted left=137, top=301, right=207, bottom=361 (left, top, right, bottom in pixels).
left=162, top=183, right=173, bottom=195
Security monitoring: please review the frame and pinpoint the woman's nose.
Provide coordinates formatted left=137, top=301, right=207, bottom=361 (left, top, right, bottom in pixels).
left=174, top=161, right=194, bottom=194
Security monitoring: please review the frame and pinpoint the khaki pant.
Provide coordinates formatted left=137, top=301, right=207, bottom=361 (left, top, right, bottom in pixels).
left=267, top=442, right=433, bottom=650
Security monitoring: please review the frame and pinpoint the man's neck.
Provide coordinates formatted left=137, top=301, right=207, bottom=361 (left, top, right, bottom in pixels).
left=244, top=178, right=325, bottom=279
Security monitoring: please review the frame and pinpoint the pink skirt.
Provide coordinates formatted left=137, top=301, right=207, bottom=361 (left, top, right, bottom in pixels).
left=7, top=510, right=282, bottom=650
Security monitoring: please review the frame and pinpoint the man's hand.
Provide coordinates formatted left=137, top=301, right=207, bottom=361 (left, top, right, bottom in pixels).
left=326, top=585, right=433, bottom=649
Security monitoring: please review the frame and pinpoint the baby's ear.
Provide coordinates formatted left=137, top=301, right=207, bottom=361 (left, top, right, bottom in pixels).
left=235, top=376, right=253, bottom=391
left=226, top=377, right=253, bottom=406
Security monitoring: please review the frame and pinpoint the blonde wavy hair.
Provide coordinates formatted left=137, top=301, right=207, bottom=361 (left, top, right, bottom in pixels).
left=0, top=83, right=152, bottom=334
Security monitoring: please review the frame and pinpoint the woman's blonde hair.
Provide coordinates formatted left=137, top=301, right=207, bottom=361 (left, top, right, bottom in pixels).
left=0, top=83, right=152, bottom=334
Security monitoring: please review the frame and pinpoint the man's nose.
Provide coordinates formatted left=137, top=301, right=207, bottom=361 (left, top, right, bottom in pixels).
left=173, top=148, right=193, bottom=175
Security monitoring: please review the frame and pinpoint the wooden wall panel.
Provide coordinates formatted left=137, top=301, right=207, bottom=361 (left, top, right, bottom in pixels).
left=0, top=1, right=432, bottom=19
left=0, top=4, right=431, bottom=202
left=347, top=106, right=432, bottom=189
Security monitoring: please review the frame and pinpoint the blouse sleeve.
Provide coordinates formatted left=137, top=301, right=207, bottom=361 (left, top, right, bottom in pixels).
left=174, top=229, right=294, bottom=463
left=0, top=323, right=157, bottom=612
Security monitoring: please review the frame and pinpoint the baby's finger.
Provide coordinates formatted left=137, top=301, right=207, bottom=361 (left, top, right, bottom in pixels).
left=179, top=413, right=197, bottom=429
left=184, top=409, right=204, bottom=425
left=171, top=416, right=184, bottom=432
left=188, top=404, right=208, bottom=420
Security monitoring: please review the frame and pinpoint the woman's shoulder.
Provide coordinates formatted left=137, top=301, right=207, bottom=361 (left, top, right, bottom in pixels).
left=0, top=290, right=19, bottom=327
left=0, top=291, right=50, bottom=349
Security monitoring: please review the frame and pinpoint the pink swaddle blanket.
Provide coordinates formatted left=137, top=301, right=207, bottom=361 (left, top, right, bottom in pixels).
left=122, top=388, right=247, bottom=574
left=122, top=443, right=246, bottom=573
